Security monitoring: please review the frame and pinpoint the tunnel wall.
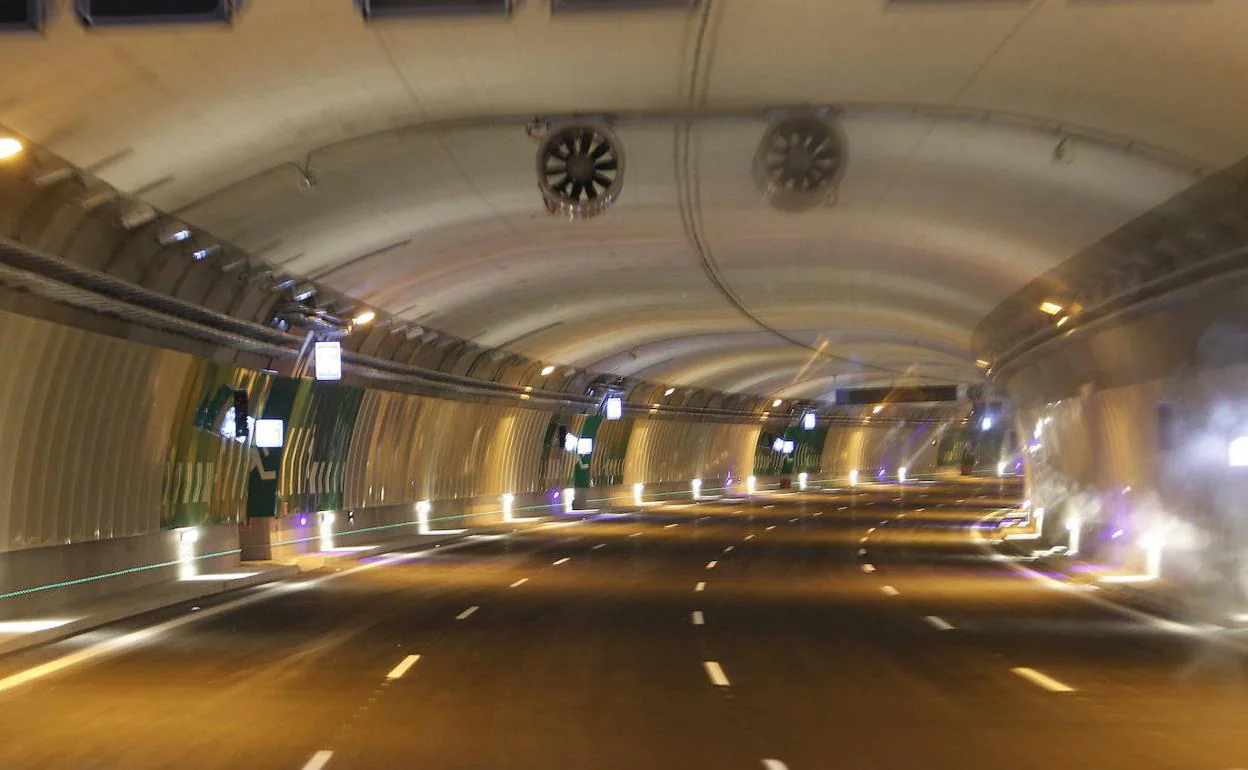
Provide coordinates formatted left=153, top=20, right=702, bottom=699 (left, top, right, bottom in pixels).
left=999, top=277, right=1248, bottom=590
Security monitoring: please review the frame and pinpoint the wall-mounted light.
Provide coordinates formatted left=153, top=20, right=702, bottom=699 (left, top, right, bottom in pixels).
left=352, top=310, right=376, bottom=326
left=1229, top=436, right=1248, bottom=467
left=177, top=527, right=200, bottom=580
left=849, top=469, right=859, bottom=486
left=191, top=244, right=220, bottom=262
left=872, top=405, right=884, bottom=415
left=0, top=137, right=24, bottom=160
left=746, top=475, right=757, bottom=494
left=798, top=472, right=808, bottom=491
left=898, top=466, right=908, bottom=483
left=691, top=478, right=702, bottom=500
left=158, top=222, right=192, bottom=246
left=981, top=416, right=993, bottom=431
left=1065, top=516, right=1081, bottom=556
left=502, top=492, right=515, bottom=523
left=975, top=359, right=990, bottom=368
left=664, top=387, right=676, bottom=397
left=997, top=461, right=1007, bottom=477
left=633, top=482, right=644, bottom=506
left=562, top=487, right=575, bottom=514
left=772, top=399, right=783, bottom=408
left=1039, top=301, right=1064, bottom=316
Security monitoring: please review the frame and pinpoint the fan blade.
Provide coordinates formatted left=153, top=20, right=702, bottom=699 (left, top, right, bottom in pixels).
left=592, top=172, right=612, bottom=189
left=585, top=181, right=599, bottom=200
left=596, top=158, right=619, bottom=171
left=545, top=166, right=567, bottom=176
left=562, top=136, right=577, bottom=157
left=579, top=130, right=593, bottom=155
left=570, top=181, right=585, bottom=201
left=591, top=141, right=612, bottom=160
left=554, top=175, right=571, bottom=194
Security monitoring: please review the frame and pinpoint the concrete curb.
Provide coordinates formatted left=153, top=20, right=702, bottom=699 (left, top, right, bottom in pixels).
left=0, top=519, right=547, bottom=660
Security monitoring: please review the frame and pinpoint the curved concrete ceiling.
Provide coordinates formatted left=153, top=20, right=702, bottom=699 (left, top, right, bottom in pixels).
left=2, top=0, right=1241, bottom=395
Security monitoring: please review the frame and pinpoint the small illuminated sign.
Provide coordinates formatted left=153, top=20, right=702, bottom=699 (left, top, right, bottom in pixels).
left=802, top=412, right=816, bottom=430
left=577, top=437, right=594, bottom=455
left=254, top=419, right=284, bottom=448
left=782, top=440, right=795, bottom=455
left=564, top=432, right=579, bottom=453
left=605, top=396, right=623, bottom=421
left=315, top=341, right=342, bottom=381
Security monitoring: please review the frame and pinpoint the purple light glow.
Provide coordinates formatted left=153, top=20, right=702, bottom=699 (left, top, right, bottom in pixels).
left=299, top=516, right=307, bottom=526
left=1111, top=529, right=1125, bottom=539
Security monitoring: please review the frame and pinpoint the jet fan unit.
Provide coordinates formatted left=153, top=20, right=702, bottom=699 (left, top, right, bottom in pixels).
left=753, top=113, right=847, bottom=212
left=536, top=124, right=625, bottom=220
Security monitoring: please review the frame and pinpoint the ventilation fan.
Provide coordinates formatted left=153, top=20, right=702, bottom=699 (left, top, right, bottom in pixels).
left=536, top=124, right=625, bottom=220
left=753, top=113, right=847, bottom=212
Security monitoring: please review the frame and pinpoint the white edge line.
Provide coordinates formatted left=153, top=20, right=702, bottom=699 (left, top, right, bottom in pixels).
left=1012, top=666, right=1074, bottom=693
left=703, top=660, right=730, bottom=686
left=302, top=750, right=334, bottom=770
left=386, top=654, right=421, bottom=680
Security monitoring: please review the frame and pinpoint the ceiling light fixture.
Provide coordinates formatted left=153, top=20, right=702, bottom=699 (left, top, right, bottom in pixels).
left=872, top=405, right=884, bottom=414
left=352, top=310, right=376, bottom=326
left=1039, top=301, right=1064, bottom=316
left=540, top=365, right=556, bottom=376
left=664, top=387, right=676, bottom=396
left=772, top=399, right=783, bottom=407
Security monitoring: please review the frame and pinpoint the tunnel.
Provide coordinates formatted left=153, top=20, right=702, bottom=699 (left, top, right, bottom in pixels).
left=1, top=1, right=1248, bottom=768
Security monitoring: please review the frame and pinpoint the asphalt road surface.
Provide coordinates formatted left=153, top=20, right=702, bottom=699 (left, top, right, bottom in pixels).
left=0, top=478, right=1246, bottom=769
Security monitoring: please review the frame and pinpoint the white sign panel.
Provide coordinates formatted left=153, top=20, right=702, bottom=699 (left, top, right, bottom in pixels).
left=605, top=396, right=623, bottom=421
left=315, top=341, right=342, bottom=381
left=254, top=419, right=285, bottom=448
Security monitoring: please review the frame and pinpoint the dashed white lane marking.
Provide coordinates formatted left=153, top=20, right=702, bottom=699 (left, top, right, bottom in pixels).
left=924, top=615, right=953, bottom=631
left=385, top=654, right=421, bottom=680
left=765, top=525, right=776, bottom=531
left=665, top=523, right=679, bottom=529
left=706, top=560, right=718, bottom=570
left=456, top=606, right=479, bottom=620
left=762, top=761, right=790, bottom=770
left=763, top=505, right=775, bottom=509
left=629, top=532, right=642, bottom=538
left=302, top=750, right=334, bottom=770
left=695, top=581, right=707, bottom=592
left=704, top=660, right=730, bottom=686
left=1012, top=667, right=1075, bottom=693
left=723, top=546, right=734, bottom=553
left=692, top=611, right=705, bottom=625
left=838, top=506, right=848, bottom=510
left=814, top=511, right=823, bottom=516
left=861, top=564, right=875, bottom=573
left=859, top=537, right=868, bottom=543
left=881, top=585, right=900, bottom=596
left=592, top=543, right=606, bottom=550
left=553, top=557, right=570, bottom=566
left=509, top=578, right=529, bottom=588
left=744, top=534, right=754, bottom=541
left=857, top=548, right=867, bottom=555
left=789, top=518, right=798, bottom=523
left=867, top=527, right=876, bottom=533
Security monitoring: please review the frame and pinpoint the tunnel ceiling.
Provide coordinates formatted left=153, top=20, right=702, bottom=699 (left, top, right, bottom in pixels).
left=2, top=1, right=1242, bottom=398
